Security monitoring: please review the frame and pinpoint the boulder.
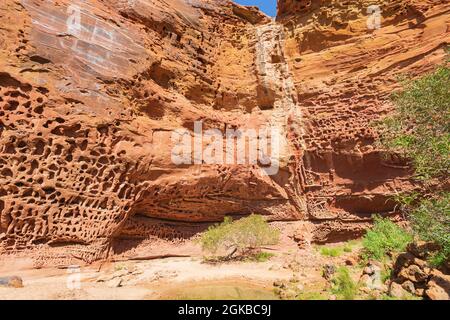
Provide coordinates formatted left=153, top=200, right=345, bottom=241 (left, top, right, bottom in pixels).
left=425, top=270, right=450, bottom=300
left=401, top=281, right=416, bottom=294
left=392, top=252, right=416, bottom=274
left=389, top=282, right=409, bottom=299
left=398, top=264, right=428, bottom=283
left=389, top=242, right=449, bottom=300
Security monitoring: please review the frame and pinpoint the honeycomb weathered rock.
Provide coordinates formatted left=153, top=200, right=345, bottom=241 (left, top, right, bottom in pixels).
left=0, top=0, right=449, bottom=264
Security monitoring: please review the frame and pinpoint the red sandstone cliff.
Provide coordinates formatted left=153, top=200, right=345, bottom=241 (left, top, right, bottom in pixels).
left=0, top=0, right=448, bottom=265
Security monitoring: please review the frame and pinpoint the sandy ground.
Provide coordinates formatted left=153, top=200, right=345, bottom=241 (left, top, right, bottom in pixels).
left=0, top=247, right=333, bottom=300
left=0, top=234, right=358, bottom=300
left=0, top=256, right=298, bottom=300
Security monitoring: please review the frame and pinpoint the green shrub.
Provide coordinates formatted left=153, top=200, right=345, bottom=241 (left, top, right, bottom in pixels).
left=320, top=247, right=342, bottom=257
left=409, top=193, right=450, bottom=266
left=378, top=64, right=449, bottom=180
left=343, top=245, right=353, bottom=253
left=297, top=292, right=328, bottom=300
left=318, top=241, right=358, bottom=257
left=252, top=251, right=275, bottom=262
left=381, top=267, right=392, bottom=283
left=362, top=216, right=413, bottom=261
left=331, top=267, right=358, bottom=300
left=199, top=214, right=280, bottom=259
left=378, top=55, right=449, bottom=267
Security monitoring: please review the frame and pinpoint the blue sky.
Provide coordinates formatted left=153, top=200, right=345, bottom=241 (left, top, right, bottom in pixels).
left=234, top=0, right=277, bottom=17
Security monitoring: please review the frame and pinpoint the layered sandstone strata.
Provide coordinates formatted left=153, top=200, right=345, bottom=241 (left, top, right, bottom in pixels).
left=0, top=0, right=448, bottom=265
left=278, top=0, right=450, bottom=241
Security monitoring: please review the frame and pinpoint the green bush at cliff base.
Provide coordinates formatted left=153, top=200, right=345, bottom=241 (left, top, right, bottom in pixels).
left=378, top=65, right=449, bottom=181
left=376, top=57, right=449, bottom=266
left=331, top=267, right=358, bottom=300
left=199, top=214, right=280, bottom=260
left=362, top=216, right=413, bottom=262
left=409, top=194, right=450, bottom=267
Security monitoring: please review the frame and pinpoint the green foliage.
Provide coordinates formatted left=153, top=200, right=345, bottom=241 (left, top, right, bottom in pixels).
left=362, top=216, right=413, bottom=261
left=251, top=251, right=275, bottom=262
left=331, top=267, right=358, bottom=300
left=378, top=65, right=449, bottom=180
left=380, top=58, right=450, bottom=267
left=297, top=292, right=328, bottom=300
left=199, top=214, right=280, bottom=259
left=381, top=267, right=392, bottom=283
left=318, top=240, right=358, bottom=257
left=409, top=193, right=450, bottom=266
left=393, top=192, right=420, bottom=207
left=320, top=247, right=342, bottom=257
left=379, top=293, right=421, bottom=301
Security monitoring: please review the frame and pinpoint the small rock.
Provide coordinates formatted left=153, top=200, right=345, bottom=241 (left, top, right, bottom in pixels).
left=425, top=270, right=450, bottom=300
left=345, top=257, right=357, bottom=266
left=423, top=267, right=431, bottom=275
left=273, top=280, right=284, bottom=288
left=106, top=278, right=122, bottom=288
left=401, top=280, right=416, bottom=294
left=112, top=269, right=130, bottom=278
left=412, top=258, right=428, bottom=270
left=328, top=294, right=337, bottom=300
left=363, top=261, right=382, bottom=275
left=389, top=282, right=409, bottom=299
left=398, top=264, right=428, bottom=283
left=392, top=252, right=416, bottom=273
left=131, top=269, right=143, bottom=276
left=363, top=266, right=374, bottom=275
left=360, top=274, right=370, bottom=284
left=322, top=264, right=336, bottom=280
left=0, top=276, right=23, bottom=288
left=415, top=288, right=425, bottom=297
left=425, top=283, right=449, bottom=300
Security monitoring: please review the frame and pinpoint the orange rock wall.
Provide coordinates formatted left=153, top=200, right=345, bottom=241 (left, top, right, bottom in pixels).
left=0, top=0, right=449, bottom=263
left=278, top=0, right=450, bottom=241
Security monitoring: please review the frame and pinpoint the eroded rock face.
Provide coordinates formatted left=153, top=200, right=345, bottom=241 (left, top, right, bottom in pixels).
left=278, top=0, right=450, bottom=242
left=0, top=0, right=449, bottom=264
left=0, top=0, right=304, bottom=264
